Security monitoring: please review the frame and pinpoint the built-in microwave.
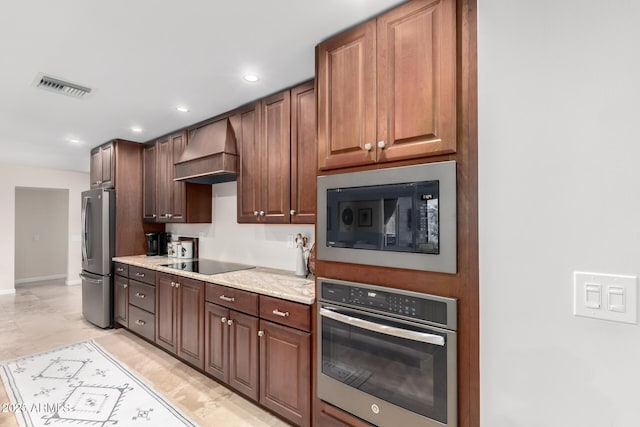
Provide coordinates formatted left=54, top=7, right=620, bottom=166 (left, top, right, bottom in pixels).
left=317, top=161, right=456, bottom=274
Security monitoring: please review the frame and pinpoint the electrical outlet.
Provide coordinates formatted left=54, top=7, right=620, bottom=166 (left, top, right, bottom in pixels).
left=573, top=271, right=637, bottom=324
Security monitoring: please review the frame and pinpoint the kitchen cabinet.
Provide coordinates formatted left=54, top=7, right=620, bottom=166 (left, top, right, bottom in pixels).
left=258, top=296, right=311, bottom=427
left=90, top=142, right=114, bottom=188
left=156, top=272, right=205, bottom=369
left=114, top=274, right=129, bottom=328
left=290, top=81, right=317, bottom=224
left=144, top=131, right=212, bottom=224
left=204, top=284, right=260, bottom=400
left=236, top=80, right=316, bottom=224
left=317, top=0, right=456, bottom=170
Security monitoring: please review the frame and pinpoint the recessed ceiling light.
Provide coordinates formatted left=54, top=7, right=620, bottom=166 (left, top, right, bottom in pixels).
left=243, top=74, right=259, bottom=82
left=68, top=138, right=82, bottom=144
left=176, top=106, right=190, bottom=113
left=131, top=126, right=143, bottom=133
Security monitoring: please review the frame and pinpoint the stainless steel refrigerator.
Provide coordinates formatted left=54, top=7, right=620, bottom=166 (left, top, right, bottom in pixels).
left=80, top=188, right=115, bottom=328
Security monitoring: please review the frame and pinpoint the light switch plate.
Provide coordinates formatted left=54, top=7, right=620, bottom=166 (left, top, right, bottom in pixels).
left=573, top=271, right=637, bottom=324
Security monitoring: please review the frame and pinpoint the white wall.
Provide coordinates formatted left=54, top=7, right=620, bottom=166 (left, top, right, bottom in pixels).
left=0, top=163, right=88, bottom=294
left=14, top=187, right=69, bottom=282
left=168, top=181, right=314, bottom=271
left=479, top=1, right=640, bottom=426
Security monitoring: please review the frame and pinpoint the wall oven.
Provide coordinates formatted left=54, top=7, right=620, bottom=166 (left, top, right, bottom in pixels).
left=317, top=161, right=457, bottom=274
left=318, top=278, right=457, bottom=427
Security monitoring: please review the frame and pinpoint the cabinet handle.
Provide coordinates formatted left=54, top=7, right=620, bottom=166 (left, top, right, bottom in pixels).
left=116, top=267, right=124, bottom=272
left=152, top=214, right=157, bottom=218
left=123, top=284, right=128, bottom=289
left=258, top=330, right=264, bottom=337
left=364, top=143, right=372, bottom=151
left=219, top=295, right=235, bottom=302
left=272, top=309, right=290, bottom=317
left=227, top=319, right=233, bottom=326
left=135, top=320, right=146, bottom=326
left=167, top=213, right=173, bottom=218
left=259, top=211, right=265, bottom=216
left=377, top=140, right=386, bottom=149
left=135, top=292, right=145, bottom=299
left=290, top=210, right=296, bottom=216
left=170, top=281, right=175, bottom=288
left=135, top=272, right=145, bottom=278
left=175, top=282, right=180, bottom=288
left=254, top=211, right=259, bottom=216
left=221, top=317, right=227, bottom=323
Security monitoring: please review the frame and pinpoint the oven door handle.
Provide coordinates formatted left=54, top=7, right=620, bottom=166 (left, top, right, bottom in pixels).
left=320, top=307, right=445, bottom=346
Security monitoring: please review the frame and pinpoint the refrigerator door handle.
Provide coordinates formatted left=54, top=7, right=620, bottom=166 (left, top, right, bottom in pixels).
left=82, top=196, right=90, bottom=262
left=80, top=273, right=103, bottom=284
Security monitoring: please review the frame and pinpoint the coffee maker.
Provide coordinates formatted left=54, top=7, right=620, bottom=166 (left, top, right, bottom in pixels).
left=146, top=232, right=170, bottom=256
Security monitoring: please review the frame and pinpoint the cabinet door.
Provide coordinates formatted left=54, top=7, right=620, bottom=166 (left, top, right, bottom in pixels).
left=100, top=142, right=115, bottom=188
left=317, top=20, right=376, bottom=170
left=235, top=103, right=261, bottom=223
left=155, top=273, right=177, bottom=353
left=114, top=275, right=129, bottom=327
left=143, top=143, right=157, bottom=221
left=260, top=91, right=291, bottom=224
left=229, top=310, right=259, bottom=401
left=90, top=147, right=102, bottom=187
left=204, top=302, right=229, bottom=382
left=156, top=136, right=171, bottom=222
left=169, top=131, right=187, bottom=222
left=376, top=0, right=456, bottom=162
left=176, top=277, right=204, bottom=369
left=290, top=81, right=316, bottom=224
left=259, top=320, right=311, bottom=427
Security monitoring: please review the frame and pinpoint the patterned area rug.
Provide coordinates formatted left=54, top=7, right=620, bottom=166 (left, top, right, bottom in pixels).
left=0, top=340, right=199, bottom=427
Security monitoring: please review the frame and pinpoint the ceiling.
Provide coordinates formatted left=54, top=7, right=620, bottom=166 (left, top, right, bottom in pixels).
left=0, top=0, right=405, bottom=173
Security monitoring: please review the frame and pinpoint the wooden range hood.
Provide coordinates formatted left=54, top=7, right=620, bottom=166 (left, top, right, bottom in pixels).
left=174, top=118, right=238, bottom=184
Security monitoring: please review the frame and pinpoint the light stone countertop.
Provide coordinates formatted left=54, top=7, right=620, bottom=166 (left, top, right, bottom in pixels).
left=113, top=255, right=315, bottom=305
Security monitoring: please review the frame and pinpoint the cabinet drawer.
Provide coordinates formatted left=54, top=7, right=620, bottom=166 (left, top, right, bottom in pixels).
left=259, top=295, right=311, bottom=332
left=206, top=283, right=258, bottom=316
left=129, top=266, right=155, bottom=285
left=129, top=280, right=155, bottom=313
left=114, top=262, right=129, bottom=276
left=128, top=305, right=155, bottom=342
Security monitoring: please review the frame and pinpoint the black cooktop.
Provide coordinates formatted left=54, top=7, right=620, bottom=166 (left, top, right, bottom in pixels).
left=160, top=260, right=254, bottom=275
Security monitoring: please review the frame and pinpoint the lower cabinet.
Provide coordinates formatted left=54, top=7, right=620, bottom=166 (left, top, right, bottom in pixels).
left=114, top=274, right=129, bottom=327
left=156, top=272, right=205, bottom=369
left=204, top=303, right=260, bottom=400
left=259, top=319, right=311, bottom=427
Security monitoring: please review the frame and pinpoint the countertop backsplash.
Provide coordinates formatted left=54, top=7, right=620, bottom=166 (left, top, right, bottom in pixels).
left=167, top=181, right=314, bottom=272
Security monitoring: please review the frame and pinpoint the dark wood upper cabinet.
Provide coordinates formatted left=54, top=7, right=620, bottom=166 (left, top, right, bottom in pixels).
left=317, top=20, right=377, bottom=170
left=290, top=81, right=317, bottom=224
left=142, top=143, right=157, bottom=221
left=317, top=0, right=456, bottom=170
left=90, top=142, right=116, bottom=188
left=143, top=130, right=212, bottom=224
left=236, top=81, right=316, bottom=224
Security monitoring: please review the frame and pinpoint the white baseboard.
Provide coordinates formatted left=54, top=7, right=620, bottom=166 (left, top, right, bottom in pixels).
left=65, top=279, right=81, bottom=286
left=0, top=288, right=16, bottom=296
left=15, top=274, right=66, bottom=285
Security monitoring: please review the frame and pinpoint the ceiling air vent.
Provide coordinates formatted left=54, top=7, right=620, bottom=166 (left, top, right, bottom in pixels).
left=35, top=74, right=92, bottom=98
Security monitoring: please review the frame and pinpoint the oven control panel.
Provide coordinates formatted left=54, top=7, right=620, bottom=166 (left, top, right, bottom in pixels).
left=321, top=280, right=451, bottom=328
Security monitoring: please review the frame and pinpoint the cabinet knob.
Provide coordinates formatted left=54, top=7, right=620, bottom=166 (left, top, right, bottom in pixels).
left=123, top=284, right=128, bottom=289
left=221, top=317, right=227, bottom=323
left=175, top=282, right=180, bottom=288
left=254, top=211, right=259, bottom=216
left=170, top=281, right=175, bottom=288
left=167, top=213, right=173, bottom=218
left=377, top=140, right=386, bottom=149
left=290, top=210, right=296, bottom=216
left=364, top=143, right=372, bottom=151
left=258, top=331, right=264, bottom=337
left=135, top=292, right=145, bottom=299
left=116, top=268, right=124, bottom=272
left=227, top=319, right=233, bottom=326
left=135, top=320, right=146, bottom=326
left=152, top=214, right=157, bottom=218
left=259, top=211, right=265, bottom=216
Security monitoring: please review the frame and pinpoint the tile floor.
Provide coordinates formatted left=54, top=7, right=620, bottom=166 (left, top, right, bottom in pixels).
left=0, top=280, right=290, bottom=427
